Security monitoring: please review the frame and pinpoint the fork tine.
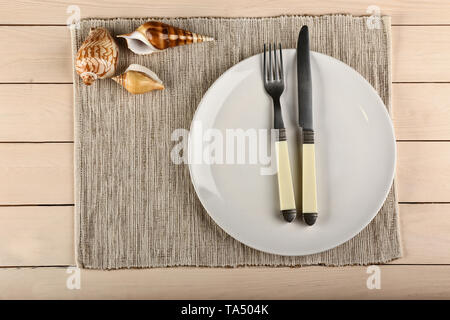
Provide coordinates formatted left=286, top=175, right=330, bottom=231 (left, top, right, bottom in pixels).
left=279, top=43, right=284, bottom=81
left=263, top=43, right=267, bottom=83
left=268, top=43, right=272, bottom=81
left=273, top=42, right=278, bottom=80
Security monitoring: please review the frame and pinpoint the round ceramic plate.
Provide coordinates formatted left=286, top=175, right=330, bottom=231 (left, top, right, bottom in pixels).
left=188, top=49, right=396, bottom=256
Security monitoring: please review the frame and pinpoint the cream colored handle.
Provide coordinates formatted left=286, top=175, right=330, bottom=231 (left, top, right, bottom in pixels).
left=302, top=144, right=318, bottom=214
left=275, top=140, right=296, bottom=211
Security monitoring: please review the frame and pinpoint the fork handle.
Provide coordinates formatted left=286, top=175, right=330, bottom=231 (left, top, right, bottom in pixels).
left=301, top=128, right=318, bottom=226
left=273, top=98, right=285, bottom=129
left=275, top=129, right=297, bottom=222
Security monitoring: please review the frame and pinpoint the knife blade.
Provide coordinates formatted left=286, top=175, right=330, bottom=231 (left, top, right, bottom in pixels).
left=297, top=25, right=318, bottom=226
left=297, top=26, right=313, bottom=130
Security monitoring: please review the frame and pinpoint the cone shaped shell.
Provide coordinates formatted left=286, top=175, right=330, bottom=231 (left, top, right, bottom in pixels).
left=112, top=64, right=164, bottom=94
left=75, top=27, right=119, bottom=85
left=118, top=21, right=214, bottom=55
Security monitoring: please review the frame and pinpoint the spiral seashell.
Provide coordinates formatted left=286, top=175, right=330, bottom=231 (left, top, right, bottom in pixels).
left=75, top=27, right=119, bottom=85
left=117, top=21, right=214, bottom=55
left=112, top=64, right=164, bottom=94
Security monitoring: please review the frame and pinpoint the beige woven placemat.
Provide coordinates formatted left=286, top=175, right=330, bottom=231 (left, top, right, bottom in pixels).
left=71, top=15, right=401, bottom=269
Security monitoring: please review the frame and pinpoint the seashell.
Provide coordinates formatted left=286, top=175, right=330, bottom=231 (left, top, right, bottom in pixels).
left=117, top=21, right=214, bottom=55
left=112, top=64, right=164, bottom=94
left=75, top=27, right=119, bottom=86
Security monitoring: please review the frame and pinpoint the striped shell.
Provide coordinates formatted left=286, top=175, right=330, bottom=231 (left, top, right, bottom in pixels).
left=75, top=27, right=119, bottom=85
left=112, top=64, right=164, bottom=94
left=117, top=21, right=214, bottom=55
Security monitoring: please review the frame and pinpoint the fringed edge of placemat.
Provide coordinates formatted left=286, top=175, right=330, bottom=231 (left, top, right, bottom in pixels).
left=75, top=13, right=385, bottom=26
left=383, top=15, right=404, bottom=259
left=70, top=25, right=82, bottom=269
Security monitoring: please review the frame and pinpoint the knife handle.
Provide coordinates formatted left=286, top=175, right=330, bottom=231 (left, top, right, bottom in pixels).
left=301, top=129, right=318, bottom=225
left=275, top=129, right=297, bottom=222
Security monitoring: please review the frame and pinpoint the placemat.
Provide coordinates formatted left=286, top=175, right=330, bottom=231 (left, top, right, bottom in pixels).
left=71, top=15, right=401, bottom=269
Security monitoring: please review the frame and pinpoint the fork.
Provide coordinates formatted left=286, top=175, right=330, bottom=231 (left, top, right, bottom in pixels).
left=263, top=43, right=297, bottom=223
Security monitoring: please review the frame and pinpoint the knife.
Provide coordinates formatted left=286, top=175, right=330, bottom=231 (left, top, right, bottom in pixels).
left=297, top=26, right=318, bottom=226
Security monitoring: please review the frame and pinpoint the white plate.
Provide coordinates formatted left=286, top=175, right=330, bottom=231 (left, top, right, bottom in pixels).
left=188, top=49, right=396, bottom=256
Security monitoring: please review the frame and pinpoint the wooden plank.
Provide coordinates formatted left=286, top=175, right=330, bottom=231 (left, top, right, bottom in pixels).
left=0, top=204, right=448, bottom=267
left=0, top=84, right=73, bottom=142
left=0, top=265, right=450, bottom=299
left=1, top=26, right=450, bottom=83
left=0, top=142, right=447, bottom=203
left=393, top=84, right=450, bottom=140
left=397, top=142, right=450, bottom=202
left=392, top=26, right=450, bottom=82
left=0, top=143, right=73, bottom=204
left=2, top=83, right=450, bottom=142
left=392, top=204, right=450, bottom=265
left=0, top=206, right=74, bottom=266
left=0, top=26, right=72, bottom=83
left=1, top=0, right=450, bottom=25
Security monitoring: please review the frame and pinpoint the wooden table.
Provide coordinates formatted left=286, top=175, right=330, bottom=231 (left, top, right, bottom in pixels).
left=1, top=0, right=450, bottom=299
